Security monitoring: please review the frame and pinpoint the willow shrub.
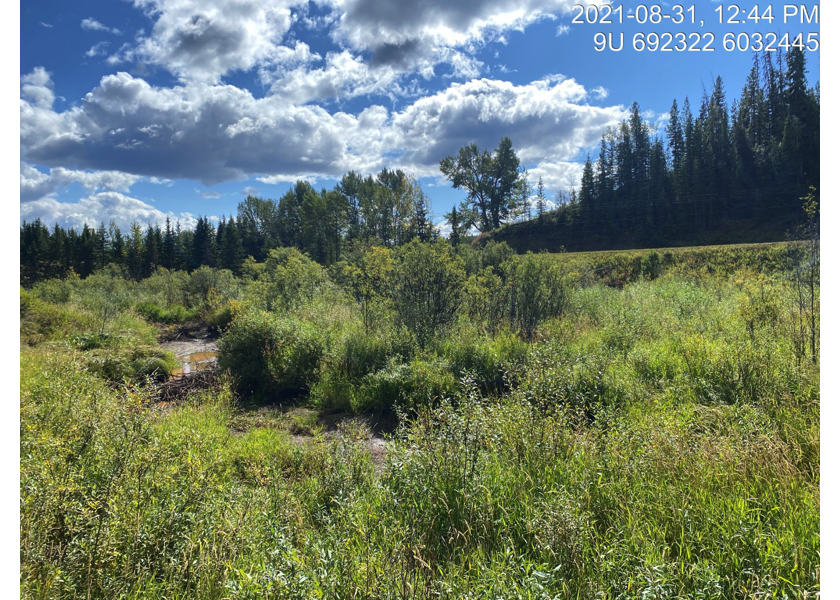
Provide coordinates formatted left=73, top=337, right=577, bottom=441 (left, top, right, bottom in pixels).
left=219, top=309, right=327, bottom=400
left=391, top=239, right=465, bottom=346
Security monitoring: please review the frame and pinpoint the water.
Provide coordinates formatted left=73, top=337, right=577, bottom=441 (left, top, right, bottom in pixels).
left=171, top=351, right=219, bottom=376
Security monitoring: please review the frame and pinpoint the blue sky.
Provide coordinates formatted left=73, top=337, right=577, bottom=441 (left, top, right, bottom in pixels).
left=20, top=0, right=820, bottom=230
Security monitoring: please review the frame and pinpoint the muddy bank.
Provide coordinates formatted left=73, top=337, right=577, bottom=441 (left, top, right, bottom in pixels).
left=159, top=322, right=219, bottom=355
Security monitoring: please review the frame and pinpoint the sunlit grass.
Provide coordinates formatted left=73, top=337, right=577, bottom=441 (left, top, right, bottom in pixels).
left=20, top=243, right=819, bottom=598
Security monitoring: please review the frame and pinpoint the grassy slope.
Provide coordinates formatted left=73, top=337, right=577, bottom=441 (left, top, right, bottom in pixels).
left=485, top=212, right=799, bottom=255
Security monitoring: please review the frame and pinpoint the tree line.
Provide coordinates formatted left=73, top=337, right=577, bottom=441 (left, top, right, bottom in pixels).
left=20, top=169, right=436, bottom=285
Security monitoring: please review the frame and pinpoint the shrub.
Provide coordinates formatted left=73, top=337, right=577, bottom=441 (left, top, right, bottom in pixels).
left=21, top=290, right=94, bottom=345
left=513, top=344, right=621, bottom=416
left=186, top=266, right=239, bottom=310
left=32, top=276, right=76, bottom=303
left=461, top=240, right=515, bottom=275
left=247, top=247, right=329, bottom=311
left=352, top=356, right=457, bottom=413
left=85, top=347, right=178, bottom=382
left=499, top=252, right=574, bottom=340
left=135, top=301, right=198, bottom=323
left=137, top=267, right=190, bottom=308
left=341, top=246, right=394, bottom=332
left=219, top=310, right=326, bottom=399
left=77, top=268, right=132, bottom=336
left=464, top=266, right=505, bottom=328
left=391, top=240, right=465, bottom=345
left=310, top=326, right=417, bottom=411
left=641, top=250, right=662, bottom=280
left=437, top=329, right=528, bottom=393
left=205, top=299, right=242, bottom=332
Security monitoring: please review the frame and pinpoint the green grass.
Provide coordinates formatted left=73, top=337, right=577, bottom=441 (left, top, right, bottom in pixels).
left=20, top=242, right=819, bottom=598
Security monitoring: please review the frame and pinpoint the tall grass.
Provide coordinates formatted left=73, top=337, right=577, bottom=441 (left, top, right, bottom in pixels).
left=20, top=242, right=819, bottom=598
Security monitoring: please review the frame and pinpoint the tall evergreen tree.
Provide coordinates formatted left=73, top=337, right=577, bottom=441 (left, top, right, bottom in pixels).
left=191, top=216, right=216, bottom=269
left=218, top=216, right=245, bottom=273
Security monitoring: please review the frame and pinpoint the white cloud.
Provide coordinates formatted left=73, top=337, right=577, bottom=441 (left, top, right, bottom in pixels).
left=328, top=0, right=606, bottom=65
left=20, top=162, right=144, bottom=202
left=529, top=161, right=584, bottom=196
left=106, top=42, right=136, bottom=66
left=20, top=191, right=197, bottom=230
left=388, top=76, right=626, bottom=174
left=21, top=67, right=55, bottom=109
left=434, top=218, right=453, bottom=238
left=267, top=50, right=412, bottom=103
left=20, top=69, right=388, bottom=184
left=256, top=174, right=317, bottom=186
left=81, top=18, right=122, bottom=35
left=129, top=0, right=308, bottom=83
left=434, top=218, right=480, bottom=238
left=555, top=24, right=570, bottom=35
left=96, top=0, right=610, bottom=91
left=589, top=86, right=609, bottom=100
left=85, top=42, right=110, bottom=58
left=20, top=68, right=624, bottom=189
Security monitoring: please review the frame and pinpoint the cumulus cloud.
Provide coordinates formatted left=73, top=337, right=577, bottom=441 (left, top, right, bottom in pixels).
left=528, top=161, right=584, bottom=197
left=388, top=77, right=626, bottom=175
left=267, top=50, right=411, bottom=103
left=21, top=67, right=55, bottom=109
left=328, top=0, right=605, bottom=65
left=94, top=0, right=608, bottom=91
left=256, top=174, right=316, bottom=185
left=81, top=18, right=122, bottom=35
left=20, top=69, right=388, bottom=184
left=129, top=0, right=308, bottom=82
left=20, top=191, right=197, bottom=230
left=20, top=68, right=623, bottom=189
left=434, top=218, right=480, bottom=238
left=20, top=162, right=143, bottom=202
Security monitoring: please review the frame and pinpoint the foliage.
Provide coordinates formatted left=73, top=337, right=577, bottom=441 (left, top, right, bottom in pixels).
left=488, top=50, right=819, bottom=253
left=20, top=241, right=820, bottom=598
left=135, top=301, right=198, bottom=324
left=439, top=136, right=523, bottom=231
left=391, top=240, right=465, bottom=345
left=247, top=247, right=330, bottom=312
left=341, top=246, right=394, bottom=332
left=218, top=309, right=327, bottom=399
left=499, top=252, right=574, bottom=340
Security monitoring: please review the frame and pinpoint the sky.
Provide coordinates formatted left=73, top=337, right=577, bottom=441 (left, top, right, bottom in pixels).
left=19, top=0, right=820, bottom=231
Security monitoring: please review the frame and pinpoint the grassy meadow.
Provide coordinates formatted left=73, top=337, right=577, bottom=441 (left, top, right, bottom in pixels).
left=20, top=241, right=819, bottom=598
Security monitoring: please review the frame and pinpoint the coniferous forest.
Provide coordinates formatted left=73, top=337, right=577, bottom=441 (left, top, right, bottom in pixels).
left=20, top=48, right=819, bottom=598
left=495, top=48, right=819, bottom=251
